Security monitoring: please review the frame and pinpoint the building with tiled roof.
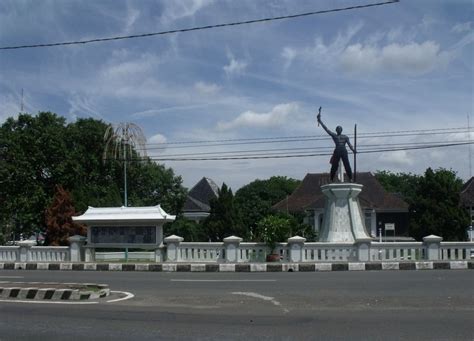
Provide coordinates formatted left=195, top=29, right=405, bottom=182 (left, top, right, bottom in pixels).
left=183, top=177, right=219, bottom=221
left=273, top=172, right=409, bottom=238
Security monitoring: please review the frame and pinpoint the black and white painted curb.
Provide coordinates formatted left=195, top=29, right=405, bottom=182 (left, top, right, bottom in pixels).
left=0, top=281, right=110, bottom=300
left=0, top=261, right=472, bottom=272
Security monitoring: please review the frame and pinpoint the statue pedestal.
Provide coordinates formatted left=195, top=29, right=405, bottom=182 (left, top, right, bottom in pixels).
left=319, top=183, right=372, bottom=243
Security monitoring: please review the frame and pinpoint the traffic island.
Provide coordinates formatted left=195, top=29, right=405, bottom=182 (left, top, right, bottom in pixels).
left=0, top=282, right=110, bottom=300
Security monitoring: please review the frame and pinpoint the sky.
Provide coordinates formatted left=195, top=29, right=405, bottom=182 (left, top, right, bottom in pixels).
left=0, top=0, right=473, bottom=190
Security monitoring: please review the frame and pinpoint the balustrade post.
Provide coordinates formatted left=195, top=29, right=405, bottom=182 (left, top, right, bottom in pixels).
left=164, top=235, right=183, bottom=262
left=423, top=235, right=443, bottom=260
left=17, top=240, right=35, bottom=262
left=223, top=236, right=242, bottom=262
left=287, top=236, right=306, bottom=262
left=85, top=247, right=95, bottom=262
left=68, top=235, right=86, bottom=262
left=355, top=238, right=372, bottom=262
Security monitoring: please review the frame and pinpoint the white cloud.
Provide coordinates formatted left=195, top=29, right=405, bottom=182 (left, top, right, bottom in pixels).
left=341, top=41, right=451, bottom=75
left=149, top=133, right=167, bottom=144
left=281, top=22, right=364, bottom=69
left=160, top=0, right=214, bottom=24
left=451, top=22, right=472, bottom=34
left=194, top=81, right=220, bottom=95
left=0, top=93, right=21, bottom=123
left=223, top=52, right=248, bottom=76
left=217, top=103, right=299, bottom=131
left=101, top=53, right=160, bottom=81
left=378, top=150, right=414, bottom=167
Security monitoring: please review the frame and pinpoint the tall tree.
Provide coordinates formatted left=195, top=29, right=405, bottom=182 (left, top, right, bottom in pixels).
left=45, top=185, right=86, bottom=246
left=203, top=183, right=244, bottom=241
left=0, top=112, right=186, bottom=240
left=410, top=168, right=469, bottom=241
left=234, top=176, right=300, bottom=231
left=0, top=112, right=69, bottom=238
left=375, top=170, right=420, bottom=205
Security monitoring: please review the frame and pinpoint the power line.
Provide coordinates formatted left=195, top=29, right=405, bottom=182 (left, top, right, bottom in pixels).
left=0, top=1, right=399, bottom=51
left=141, top=129, right=470, bottom=150
left=137, top=140, right=472, bottom=158
left=145, top=126, right=466, bottom=146
left=113, top=141, right=473, bottom=162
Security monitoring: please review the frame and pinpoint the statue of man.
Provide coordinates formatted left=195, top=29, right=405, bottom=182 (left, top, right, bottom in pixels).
left=317, top=108, right=355, bottom=182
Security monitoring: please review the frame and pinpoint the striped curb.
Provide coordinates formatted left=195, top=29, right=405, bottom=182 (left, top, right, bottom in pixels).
left=0, top=281, right=110, bottom=301
left=0, top=261, right=472, bottom=272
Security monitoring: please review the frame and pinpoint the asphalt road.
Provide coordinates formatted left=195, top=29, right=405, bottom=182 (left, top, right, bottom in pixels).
left=0, top=269, right=472, bottom=340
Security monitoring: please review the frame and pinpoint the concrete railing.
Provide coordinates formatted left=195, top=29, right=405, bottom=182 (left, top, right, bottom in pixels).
left=370, top=242, right=425, bottom=261
left=0, top=234, right=472, bottom=263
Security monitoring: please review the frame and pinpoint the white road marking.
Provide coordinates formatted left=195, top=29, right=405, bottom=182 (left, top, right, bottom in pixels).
left=232, top=291, right=290, bottom=313
left=170, top=279, right=276, bottom=282
left=106, top=291, right=134, bottom=303
left=0, top=276, right=24, bottom=279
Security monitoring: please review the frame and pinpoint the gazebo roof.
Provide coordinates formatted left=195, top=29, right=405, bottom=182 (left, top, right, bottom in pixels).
left=73, top=205, right=175, bottom=223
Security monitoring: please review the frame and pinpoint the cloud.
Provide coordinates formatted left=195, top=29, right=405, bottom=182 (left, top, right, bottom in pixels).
left=217, top=103, right=299, bottom=131
left=194, top=81, right=220, bottom=95
left=378, top=150, right=414, bottom=167
left=0, top=93, right=21, bottom=123
left=223, top=53, right=248, bottom=76
left=149, top=133, right=167, bottom=144
left=452, top=22, right=472, bottom=34
left=101, top=53, right=161, bottom=81
left=160, top=0, right=214, bottom=24
left=340, top=41, right=451, bottom=75
left=281, top=22, right=364, bottom=69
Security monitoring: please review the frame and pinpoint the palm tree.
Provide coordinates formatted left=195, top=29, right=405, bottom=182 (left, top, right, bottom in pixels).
left=103, top=122, right=147, bottom=207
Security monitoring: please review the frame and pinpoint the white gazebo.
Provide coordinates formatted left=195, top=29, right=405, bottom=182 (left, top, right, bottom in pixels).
left=73, top=205, right=175, bottom=261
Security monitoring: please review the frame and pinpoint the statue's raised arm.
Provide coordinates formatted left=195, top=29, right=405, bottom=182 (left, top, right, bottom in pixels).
left=317, top=108, right=336, bottom=138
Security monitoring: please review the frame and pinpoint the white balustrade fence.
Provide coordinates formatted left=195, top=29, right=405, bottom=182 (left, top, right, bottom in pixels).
left=440, top=242, right=474, bottom=260
left=303, top=243, right=357, bottom=262
left=29, top=246, right=69, bottom=262
left=176, top=242, right=225, bottom=262
left=96, top=251, right=155, bottom=262
left=0, top=235, right=472, bottom=263
left=0, top=247, right=19, bottom=262
left=370, top=242, right=425, bottom=261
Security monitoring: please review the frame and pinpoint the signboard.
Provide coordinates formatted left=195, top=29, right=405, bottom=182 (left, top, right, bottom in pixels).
left=91, top=226, right=156, bottom=244
left=384, top=223, right=395, bottom=231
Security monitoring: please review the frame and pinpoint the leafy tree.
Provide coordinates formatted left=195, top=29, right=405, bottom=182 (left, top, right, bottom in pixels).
left=0, top=112, right=70, bottom=237
left=375, top=170, right=420, bottom=205
left=164, top=218, right=206, bottom=242
left=45, top=185, right=86, bottom=246
left=128, top=160, right=186, bottom=215
left=234, top=176, right=300, bottom=231
left=0, top=112, right=187, bottom=238
left=410, top=168, right=469, bottom=241
left=254, top=215, right=292, bottom=253
left=203, top=183, right=244, bottom=241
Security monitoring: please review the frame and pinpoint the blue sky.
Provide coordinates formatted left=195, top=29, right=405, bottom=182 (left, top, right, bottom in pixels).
left=0, top=0, right=473, bottom=190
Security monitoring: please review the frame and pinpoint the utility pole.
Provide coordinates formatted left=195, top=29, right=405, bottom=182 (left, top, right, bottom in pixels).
left=20, top=88, right=24, bottom=112
left=468, top=115, right=472, bottom=178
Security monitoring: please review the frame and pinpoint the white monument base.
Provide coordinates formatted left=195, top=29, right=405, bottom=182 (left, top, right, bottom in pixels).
left=319, top=183, right=372, bottom=243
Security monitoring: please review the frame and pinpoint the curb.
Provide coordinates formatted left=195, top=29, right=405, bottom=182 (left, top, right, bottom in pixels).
left=0, top=261, right=472, bottom=272
left=0, top=282, right=110, bottom=301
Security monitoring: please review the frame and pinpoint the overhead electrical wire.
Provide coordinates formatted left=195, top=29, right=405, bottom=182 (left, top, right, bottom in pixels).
left=139, top=127, right=470, bottom=151
left=144, top=127, right=466, bottom=146
left=0, top=0, right=399, bottom=50
left=108, top=141, right=473, bottom=162
left=132, top=140, right=472, bottom=158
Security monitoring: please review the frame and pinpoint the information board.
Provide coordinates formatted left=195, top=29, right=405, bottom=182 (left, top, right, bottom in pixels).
left=91, top=226, right=156, bottom=244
